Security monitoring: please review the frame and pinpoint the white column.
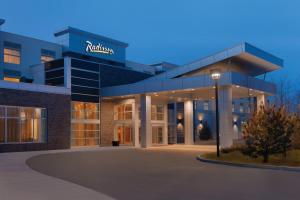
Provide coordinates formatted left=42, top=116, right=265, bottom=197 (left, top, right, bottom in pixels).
left=133, top=96, right=140, bottom=147
left=163, top=104, right=168, bottom=145
left=219, top=86, right=233, bottom=148
left=257, top=93, right=266, bottom=110
left=140, top=94, right=152, bottom=148
left=184, top=100, right=194, bottom=145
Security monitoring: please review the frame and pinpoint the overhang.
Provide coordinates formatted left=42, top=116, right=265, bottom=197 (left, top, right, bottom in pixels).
left=143, top=42, right=283, bottom=82
left=101, top=71, right=276, bottom=98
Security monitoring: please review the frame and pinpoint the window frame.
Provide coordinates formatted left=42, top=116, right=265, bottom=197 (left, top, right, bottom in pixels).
left=114, top=103, right=133, bottom=121
left=203, top=101, right=209, bottom=111
left=0, top=105, right=47, bottom=144
left=3, top=42, right=21, bottom=64
left=151, top=104, right=164, bottom=121
left=152, top=126, right=163, bottom=144
left=41, top=49, right=56, bottom=63
left=71, top=101, right=100, bottom=120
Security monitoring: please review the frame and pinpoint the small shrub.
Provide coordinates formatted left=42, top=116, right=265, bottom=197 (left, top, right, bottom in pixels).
left=221, top=144, right=247, bottom=154
left=198, top=121, right=212, bottom=140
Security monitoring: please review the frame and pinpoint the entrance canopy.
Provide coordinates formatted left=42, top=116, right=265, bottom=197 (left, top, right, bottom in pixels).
left=101, top=42, right=280, bottom=99
left=101, top=71, right=275, bottom=99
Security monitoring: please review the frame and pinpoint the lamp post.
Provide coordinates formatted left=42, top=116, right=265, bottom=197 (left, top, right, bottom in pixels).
left=211, top=71, right=221, bottom=157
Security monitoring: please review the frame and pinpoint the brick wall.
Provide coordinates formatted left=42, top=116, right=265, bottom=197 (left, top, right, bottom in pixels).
left=0, top=88, right=71, bottom=152
left=100, top=100, right=114, bottom=146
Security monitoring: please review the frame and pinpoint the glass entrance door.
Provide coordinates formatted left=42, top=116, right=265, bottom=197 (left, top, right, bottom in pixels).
left=116, top=125, right=132, bottom=145
left=152, top=126, right=163, bottom=144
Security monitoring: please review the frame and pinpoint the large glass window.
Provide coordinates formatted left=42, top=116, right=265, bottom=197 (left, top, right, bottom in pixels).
left=152, top=126, right=163, bottom=144
left=203, top=101, right=209, bottom=111
left=3, top=77, right=20, bottom=82
left=41, top=49, right=55, bottom=63
left=151, top=105, right=164, bottom=120
left=71, top=123, right=100, bottom=146
left=71, top=101, right=100, bottom=146
left=0, top=105, right=46, bottom=144
left=4, top=42, right=21, bottom=64
left=114, top=104, right=132, bottom=120
left=72, top=101, right=99, bottom=120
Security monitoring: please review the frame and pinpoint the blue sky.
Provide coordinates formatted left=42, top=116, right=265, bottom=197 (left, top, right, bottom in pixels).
left=1, top=0, right=299, bottom=81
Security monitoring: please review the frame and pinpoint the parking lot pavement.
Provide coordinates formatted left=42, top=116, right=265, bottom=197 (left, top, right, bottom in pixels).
left=26, top=148, right=300, bottom=200
left=0, top=147, right=132, bottom=200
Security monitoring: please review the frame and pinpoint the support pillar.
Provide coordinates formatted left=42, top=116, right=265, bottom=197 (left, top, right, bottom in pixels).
left=219, top=86, right=233, bottom=148
left=140, top=94, right=152, bottom=148
left=257, top=93, right=266, bottom=110
left=163, top=104, right=168, bottom=145
left=64, top=57, right=71, bottom=89
left=133, top=96, right=140, bottom=147
left=184, top=100, right=194, bottom=145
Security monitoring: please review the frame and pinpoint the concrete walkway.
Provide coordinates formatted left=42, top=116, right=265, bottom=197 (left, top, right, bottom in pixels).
left=0, top=147, right=131, bottom=200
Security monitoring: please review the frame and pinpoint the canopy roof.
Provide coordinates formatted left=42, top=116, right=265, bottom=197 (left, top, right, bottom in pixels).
left=144, top=42, right=283, bottom=82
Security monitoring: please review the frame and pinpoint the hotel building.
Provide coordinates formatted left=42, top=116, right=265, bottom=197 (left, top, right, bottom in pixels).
left=0, top=19, right=283, bottom=152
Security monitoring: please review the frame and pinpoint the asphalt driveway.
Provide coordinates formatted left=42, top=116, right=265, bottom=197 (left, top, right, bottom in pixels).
left=27, top=148, right=300, bottom=200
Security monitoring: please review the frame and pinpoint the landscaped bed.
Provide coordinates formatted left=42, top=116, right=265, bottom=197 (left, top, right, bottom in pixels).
left=202, top=149, right=300, bottom=167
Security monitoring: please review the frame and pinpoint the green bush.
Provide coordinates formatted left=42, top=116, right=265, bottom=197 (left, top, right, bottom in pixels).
left=243, top=105, right=296, bottom=162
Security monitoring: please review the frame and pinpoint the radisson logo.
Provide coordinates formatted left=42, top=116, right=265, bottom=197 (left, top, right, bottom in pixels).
left=85, top=41, right=114, bottom=55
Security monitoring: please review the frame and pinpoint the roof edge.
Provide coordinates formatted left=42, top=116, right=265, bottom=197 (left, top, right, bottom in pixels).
left=243, top=42, right=284, bottom=67
left=54, top=26, right=129, bottom=48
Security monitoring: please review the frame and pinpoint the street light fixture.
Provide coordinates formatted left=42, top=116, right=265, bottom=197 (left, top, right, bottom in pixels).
left=211, top=71, right=221, bottom=157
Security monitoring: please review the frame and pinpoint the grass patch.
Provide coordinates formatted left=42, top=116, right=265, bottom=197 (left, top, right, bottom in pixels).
left=202, top=149, right=300, bottom=167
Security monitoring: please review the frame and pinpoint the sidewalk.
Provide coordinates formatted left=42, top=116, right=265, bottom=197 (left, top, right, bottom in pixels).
left=0, top=147, right=131, bottom=200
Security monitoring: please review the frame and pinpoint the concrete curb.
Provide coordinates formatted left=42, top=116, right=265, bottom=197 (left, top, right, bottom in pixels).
left=197, top=155, right=300, bottom=173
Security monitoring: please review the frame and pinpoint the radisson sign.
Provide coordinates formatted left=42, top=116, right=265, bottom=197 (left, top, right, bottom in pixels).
left=85, top=40, right=114, bottom=55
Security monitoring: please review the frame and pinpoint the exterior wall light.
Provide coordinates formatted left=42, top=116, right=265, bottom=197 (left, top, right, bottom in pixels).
left=211, top=71, right=221, bottom=80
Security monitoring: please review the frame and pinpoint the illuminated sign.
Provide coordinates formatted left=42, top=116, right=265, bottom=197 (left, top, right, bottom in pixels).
left=85, top=40, right=114, bottom=55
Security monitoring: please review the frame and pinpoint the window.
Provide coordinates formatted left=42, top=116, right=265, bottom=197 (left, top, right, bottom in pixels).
left=151, top=105, right=164, bottom=120
left=71, top=123, right=100, bottom=146
left=71, top=101, right=100, bottom=146
left=152, top=126, right=163, bottom=144
left=4, top=41, right=21, bottom=64
left=41, top=49, right=55, bottom=63
left=72, top=101, right=99, bottom=120
left=240, top=103, right=244, bottom=113
left=114, top=104, right=133, bottom=120
left=3, top=76, right=20, bottom=82
left=203, top=101, right=209, bottom=111
left=0, top=105, right=47, bottom=144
